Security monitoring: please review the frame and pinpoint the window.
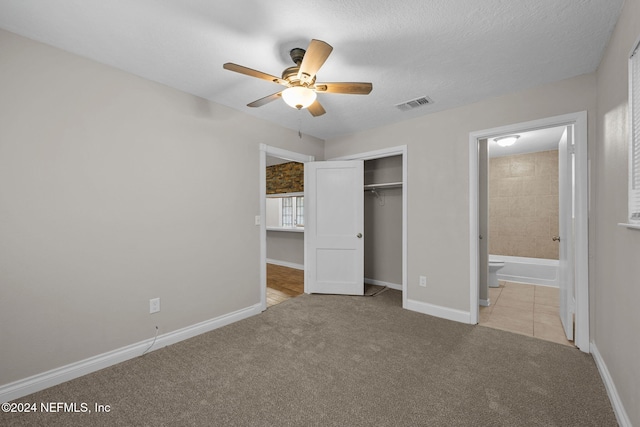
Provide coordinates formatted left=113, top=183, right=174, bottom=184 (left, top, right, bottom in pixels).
left=295, top=197, right=304, bottom=227
left=266, top=194, right=304, bottom=229
left=629, top=37, right=640, bottom=223
left=281, top=197, right=294, bottom=227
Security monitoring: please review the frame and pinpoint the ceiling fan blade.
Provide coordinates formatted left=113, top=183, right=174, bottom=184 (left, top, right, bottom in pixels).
left=247, top=92, right=282, bottom=108
left=223, top=63, right=289, bottom=87
left=297, top=39, right=333, bottom=85
left=307, top=100, right=326, bottom=117
left=314, top=82, right=373, bottom=95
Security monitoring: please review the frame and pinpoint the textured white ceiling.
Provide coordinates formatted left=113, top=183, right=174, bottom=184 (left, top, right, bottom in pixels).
left=0, top=0, right=623, bottom=140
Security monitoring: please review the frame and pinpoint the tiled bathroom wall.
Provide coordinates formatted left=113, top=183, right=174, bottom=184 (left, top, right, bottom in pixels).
left=489, top=150, right=559, bottom=260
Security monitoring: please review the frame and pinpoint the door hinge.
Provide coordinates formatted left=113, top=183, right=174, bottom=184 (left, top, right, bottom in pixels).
left=568, top=144, right=576, bottom=155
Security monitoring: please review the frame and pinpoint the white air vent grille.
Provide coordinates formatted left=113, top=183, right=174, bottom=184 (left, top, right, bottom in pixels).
left=395, top=96, right=434, bottom=111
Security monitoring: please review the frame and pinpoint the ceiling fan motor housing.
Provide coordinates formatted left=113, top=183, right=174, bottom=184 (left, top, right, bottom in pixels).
left=289, top=48, right=306, bottom=65
left=283, top=48, right=316, bottom=87
left=282, top=66, right=315, bottom=87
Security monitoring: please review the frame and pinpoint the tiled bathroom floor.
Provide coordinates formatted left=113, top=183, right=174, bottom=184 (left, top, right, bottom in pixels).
left=479, top=281, right=574, bottom=347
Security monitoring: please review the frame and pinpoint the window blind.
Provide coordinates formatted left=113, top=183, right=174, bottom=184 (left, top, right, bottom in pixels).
left=630, top=40, right=640, bottom=222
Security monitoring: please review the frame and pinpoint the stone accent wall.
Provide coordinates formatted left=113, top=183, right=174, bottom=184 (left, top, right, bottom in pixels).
left=266, top=162, right=304, bottom=194
left=489, top=150, right=559, bottom=260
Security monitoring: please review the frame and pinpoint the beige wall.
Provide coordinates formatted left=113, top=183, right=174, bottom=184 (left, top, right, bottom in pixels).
left=325, top=74, right=596, bottom=311
left=489, top=150, right=559, bottom=260
left=594, top=0, right=640, bottom=424
left=0, top=29, right=323, bottom=386
left=364, top=189, right=402, bottom=284
left=266, top=231, right=304, bottom=266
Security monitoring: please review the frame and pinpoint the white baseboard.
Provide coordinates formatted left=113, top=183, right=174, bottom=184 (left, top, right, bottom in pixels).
left=364, top=278, right=402, bottom=291
left=479, top=299, right=490, bottom=307
left=266, top=259, right=304, bottom=270
left=405, top=299, right=471, bottom=324
left=591, top=342, right=632, bottom=427
left=0, top=303, right=262, bottom=403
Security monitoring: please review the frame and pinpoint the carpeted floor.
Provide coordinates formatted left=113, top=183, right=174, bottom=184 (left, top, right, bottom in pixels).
left=3, top=290, right=616, bottom=426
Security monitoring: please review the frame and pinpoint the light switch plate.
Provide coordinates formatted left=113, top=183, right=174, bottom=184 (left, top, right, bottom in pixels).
left=149, top=298, right=160, bottom=314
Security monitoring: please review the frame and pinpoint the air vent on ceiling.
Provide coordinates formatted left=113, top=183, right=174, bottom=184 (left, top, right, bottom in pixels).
left=395, top=96, right=434, bottom=112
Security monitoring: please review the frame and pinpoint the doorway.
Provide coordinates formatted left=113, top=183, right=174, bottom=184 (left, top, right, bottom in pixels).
left=469, top=112, right=589, bottom=352
left=259, top=144, right=314, bottom=311
left=478, top=126, right=573, bottom=346
left=265, top=156, right=305, bottom=307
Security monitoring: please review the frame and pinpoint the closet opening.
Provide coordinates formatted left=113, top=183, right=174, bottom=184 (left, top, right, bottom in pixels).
left=325, top=145, right=408, bottom=308
left=363, top=156, right=404, bottom=295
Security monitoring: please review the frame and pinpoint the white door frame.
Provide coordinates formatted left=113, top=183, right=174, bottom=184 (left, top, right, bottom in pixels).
left=259, top=144, right=314, bottom=311
left=329, top=145, right=408, bottom=309
left=468, top=112, right=589, bottom=352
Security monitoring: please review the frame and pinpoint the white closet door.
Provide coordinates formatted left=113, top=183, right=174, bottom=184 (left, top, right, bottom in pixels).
left=305, top=160, right=364, bottom=295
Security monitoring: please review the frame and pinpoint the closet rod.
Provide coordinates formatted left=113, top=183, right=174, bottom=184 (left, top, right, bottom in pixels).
left=363, top=181, right=403, bottom=190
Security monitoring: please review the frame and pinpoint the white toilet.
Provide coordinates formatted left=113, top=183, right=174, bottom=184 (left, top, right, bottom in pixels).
left=488, top=257, right=505, bottom=288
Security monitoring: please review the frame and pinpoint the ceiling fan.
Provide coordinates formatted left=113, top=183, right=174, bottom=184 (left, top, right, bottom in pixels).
left=223, top=39, right=372, bottom=117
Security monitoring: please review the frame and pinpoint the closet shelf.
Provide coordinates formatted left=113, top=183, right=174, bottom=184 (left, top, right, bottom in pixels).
left=364, top=182, right=403, bottom=190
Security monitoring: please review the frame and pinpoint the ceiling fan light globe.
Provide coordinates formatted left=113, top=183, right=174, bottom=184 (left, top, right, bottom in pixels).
left=282, top=86, right=317, bottom=110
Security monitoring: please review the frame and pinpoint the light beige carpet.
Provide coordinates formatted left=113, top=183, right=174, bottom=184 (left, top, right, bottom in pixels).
left=3, top=290, right=616, bottom=426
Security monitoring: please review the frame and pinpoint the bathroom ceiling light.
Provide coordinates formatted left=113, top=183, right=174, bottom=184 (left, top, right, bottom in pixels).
left=494, top=135, right=520, bottom=147
left=282, top=86, right=317, bottom=110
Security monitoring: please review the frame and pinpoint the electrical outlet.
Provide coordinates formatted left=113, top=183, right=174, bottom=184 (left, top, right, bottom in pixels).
left=149, top=297, right=160, bottom=314
left=419, top=276, right=427, bottom=287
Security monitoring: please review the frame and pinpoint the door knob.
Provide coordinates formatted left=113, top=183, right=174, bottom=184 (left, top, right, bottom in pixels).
left=357, top=233, right=363, bottom=238
left=552, top=236, right=561, bottom=242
